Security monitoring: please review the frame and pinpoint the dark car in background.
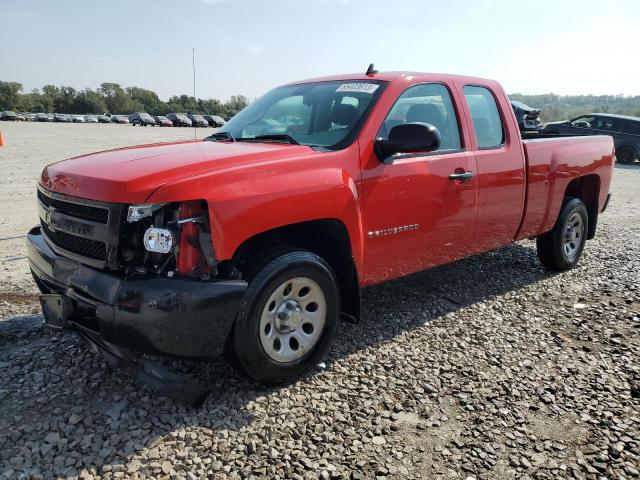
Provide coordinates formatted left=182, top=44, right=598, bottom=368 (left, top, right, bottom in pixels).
left=187, top=113, right=208, bottom=128
left=97, top=115, right=112, bottom=123
left=167, top=113, right=192, bottom=127
left=154, top=115, right=173, bottom=127
left=131, top=112, right=157, bottom=126
left=511, top=100, right=543, bottom=133
left=53, top=113, right=72, bottom=122
left=1, top=111, right=20, bottom=121
left=35, top=113, right=51, bottom=122
left=111, top=115, right=130, bottom=124
left=543, top=113, right=640, bottom=164
left=204, top=114, right=225, bottom=127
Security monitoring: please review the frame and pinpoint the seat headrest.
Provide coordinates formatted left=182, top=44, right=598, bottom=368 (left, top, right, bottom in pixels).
left=406, top=103, right=445, bottom=128
left=330, top=104, right=358, bottom=126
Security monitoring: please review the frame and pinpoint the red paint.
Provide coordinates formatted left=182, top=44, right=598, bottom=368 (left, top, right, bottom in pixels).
left=176, top=201, right=204, bottom=275
left=39, top=72, right=614, bottom=287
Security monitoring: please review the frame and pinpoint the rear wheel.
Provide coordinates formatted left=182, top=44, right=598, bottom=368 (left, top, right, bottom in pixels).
left=616, top=146, right=636, bottom=164
left=536, top=197, right=588, bottom=271
left=232, top=250, right=339, bottom=383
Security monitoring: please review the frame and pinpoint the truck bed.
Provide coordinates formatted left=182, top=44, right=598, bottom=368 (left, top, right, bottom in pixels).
left=516, top=134, right=615, bottom=240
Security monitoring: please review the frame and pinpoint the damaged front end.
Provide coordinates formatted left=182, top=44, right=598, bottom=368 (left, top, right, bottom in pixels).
left=28, top=187, right=247, bottom=404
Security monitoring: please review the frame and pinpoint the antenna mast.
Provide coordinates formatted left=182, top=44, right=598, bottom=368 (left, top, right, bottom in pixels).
left=192, top=47, right=196, bottom=139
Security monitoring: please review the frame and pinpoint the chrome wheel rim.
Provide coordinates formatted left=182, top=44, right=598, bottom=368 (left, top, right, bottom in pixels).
left=259, top=276, right=326, bottom=363
left=563, top=212, right=584, bottom=261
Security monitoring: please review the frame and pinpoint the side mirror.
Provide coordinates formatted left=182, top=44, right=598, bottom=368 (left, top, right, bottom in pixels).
left=375, top=122, right=441, bottom=164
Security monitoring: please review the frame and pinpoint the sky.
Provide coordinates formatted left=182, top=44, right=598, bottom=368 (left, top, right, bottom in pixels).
left=1, top=0, right=639, bottom=101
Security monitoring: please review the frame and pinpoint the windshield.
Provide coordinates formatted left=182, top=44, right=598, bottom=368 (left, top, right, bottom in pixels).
left=210, top=80, right=386, bottom=149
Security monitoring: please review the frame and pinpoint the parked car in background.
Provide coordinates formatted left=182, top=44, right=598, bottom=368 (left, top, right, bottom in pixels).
left=131, top=112, right=157, bottom=126
left=53, top=113, right=72, bottom=122
left=154, top=115, right=173, bottom=127
left=35, top=113, right=51, bottom=122
left=111, top=115, right=130, bottom=124
left=1, top=111, right=20, bottom=121
left=72, top=115, right=85, bottom=123
left=97, top=115, right=112, bottom=123
left=23, top=113, right=36, bottom=121
left=511, top=101, right=543, bottom=133
left=167, top=113, right=192, bottom=127
left=84, top=115, right=99, bottom=123
left=543, top=113, right=640, bottom=164
left=204, top=115, right=225, bottom=127
left=188, top=114, right=209, bottom=127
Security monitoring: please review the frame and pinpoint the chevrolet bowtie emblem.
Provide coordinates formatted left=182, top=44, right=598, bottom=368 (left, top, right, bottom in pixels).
left=45, top=206, right=56, bottom=230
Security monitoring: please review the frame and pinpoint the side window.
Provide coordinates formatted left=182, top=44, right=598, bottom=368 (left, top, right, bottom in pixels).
left=623, top=121, right=640, bottom=135
left=570, top=116, right=595, bottom=128
left=378, top=83, right=461, bottom=151
left=594, top=117, right=620, bottom=132
left=463, top=86, right=504, bottom=149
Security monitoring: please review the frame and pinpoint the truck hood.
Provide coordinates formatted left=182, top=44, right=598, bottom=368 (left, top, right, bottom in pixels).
left=40, top=140, right=314, bottom=203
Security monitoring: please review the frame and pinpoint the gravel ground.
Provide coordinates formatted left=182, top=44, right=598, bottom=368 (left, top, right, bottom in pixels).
left=0, top=123, right=638, bottom=480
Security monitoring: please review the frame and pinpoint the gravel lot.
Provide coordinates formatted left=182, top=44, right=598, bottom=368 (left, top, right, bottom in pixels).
left=0, top=123, right=638, bottom=480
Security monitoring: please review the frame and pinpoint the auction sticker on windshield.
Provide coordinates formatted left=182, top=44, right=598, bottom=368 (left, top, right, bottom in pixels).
left=336, top=83, right=379, bottom=94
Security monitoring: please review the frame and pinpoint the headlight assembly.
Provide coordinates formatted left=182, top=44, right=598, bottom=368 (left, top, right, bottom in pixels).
left=143, top=227, right=174, bottom=254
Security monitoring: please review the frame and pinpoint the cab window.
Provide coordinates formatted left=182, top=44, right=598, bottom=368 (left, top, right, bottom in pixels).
left=463, top=85, right=504, bottom=149
left=378, top=83, right=461, bottom=151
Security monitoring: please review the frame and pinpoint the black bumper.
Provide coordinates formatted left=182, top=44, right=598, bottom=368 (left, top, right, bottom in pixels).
left=27, top=226, right=247, bottom=360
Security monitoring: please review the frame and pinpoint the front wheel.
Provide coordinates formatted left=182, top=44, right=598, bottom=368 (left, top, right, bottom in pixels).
left=232, top=250, right=340, bottom=384
left=536, top=197, right=588, bottom=271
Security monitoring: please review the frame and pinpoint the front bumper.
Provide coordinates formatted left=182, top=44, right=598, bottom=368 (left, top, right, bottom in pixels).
left=27, top=225, right=247, bottom=360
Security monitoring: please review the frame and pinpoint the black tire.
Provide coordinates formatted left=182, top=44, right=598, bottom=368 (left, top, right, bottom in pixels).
left=232, top=250, right=340, bottom=384
left=536, top=197, right=588, bottom=271
left=616, top=146, right=636, bottom=164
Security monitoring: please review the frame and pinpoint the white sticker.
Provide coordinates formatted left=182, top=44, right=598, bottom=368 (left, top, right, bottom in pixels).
left=336, top=83, right=379, bottom=94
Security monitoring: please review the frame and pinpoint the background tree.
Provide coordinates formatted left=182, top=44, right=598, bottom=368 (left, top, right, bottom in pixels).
left=223, top=95, right=249, bottom=117
left=0, top=81, right=23, bottom=110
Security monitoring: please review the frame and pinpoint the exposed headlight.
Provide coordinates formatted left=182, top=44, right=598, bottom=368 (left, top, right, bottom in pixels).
left=127, top=204, right=164, bottom=223
left=143, top=227, right=174, bottom=254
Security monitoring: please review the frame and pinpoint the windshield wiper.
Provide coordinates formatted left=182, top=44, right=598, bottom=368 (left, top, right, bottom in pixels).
left=237, top=134, right=300, bottom=145
left=205, top=131, right=236, bottom=142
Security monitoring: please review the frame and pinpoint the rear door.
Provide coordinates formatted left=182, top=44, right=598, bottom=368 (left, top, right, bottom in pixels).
left=360, top=82, right=478, bottom=284
left=456, top=83, right=526, bottom=252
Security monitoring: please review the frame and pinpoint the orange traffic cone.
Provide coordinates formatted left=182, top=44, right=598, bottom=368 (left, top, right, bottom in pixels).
left=0, top=129, right=4, bottom=147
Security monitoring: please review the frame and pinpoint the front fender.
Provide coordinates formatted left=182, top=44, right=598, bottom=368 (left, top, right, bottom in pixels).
left=146, top=147, right=365, bottom=273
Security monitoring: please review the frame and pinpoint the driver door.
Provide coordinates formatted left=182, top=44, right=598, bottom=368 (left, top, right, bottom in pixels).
left=360, top=82, right=478, bottom=284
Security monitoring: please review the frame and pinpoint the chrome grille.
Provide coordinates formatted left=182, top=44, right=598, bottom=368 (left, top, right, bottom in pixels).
left=38, top=186, right=125, bottom=269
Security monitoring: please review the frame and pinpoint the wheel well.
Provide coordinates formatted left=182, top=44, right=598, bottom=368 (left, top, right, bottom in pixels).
left=232, top=219, right=360, bottom=322
left=564, top=174, right=600, bottom=239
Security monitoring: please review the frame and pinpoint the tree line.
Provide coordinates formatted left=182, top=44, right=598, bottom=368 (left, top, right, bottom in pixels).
left=509, top=93, right=640, bottom=122
left=0, top=81, right=248, bottom=118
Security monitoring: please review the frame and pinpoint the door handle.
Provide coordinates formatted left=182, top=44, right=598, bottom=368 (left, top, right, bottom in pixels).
left=448, top=170, right=474, bottom=180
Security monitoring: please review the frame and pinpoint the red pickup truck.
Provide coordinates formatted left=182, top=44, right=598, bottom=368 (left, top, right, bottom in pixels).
left=28, top=71, right=614, bottom=387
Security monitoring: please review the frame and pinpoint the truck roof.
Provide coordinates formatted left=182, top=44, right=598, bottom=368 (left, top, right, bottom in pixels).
left=285, top=71, right=499, bottom=87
